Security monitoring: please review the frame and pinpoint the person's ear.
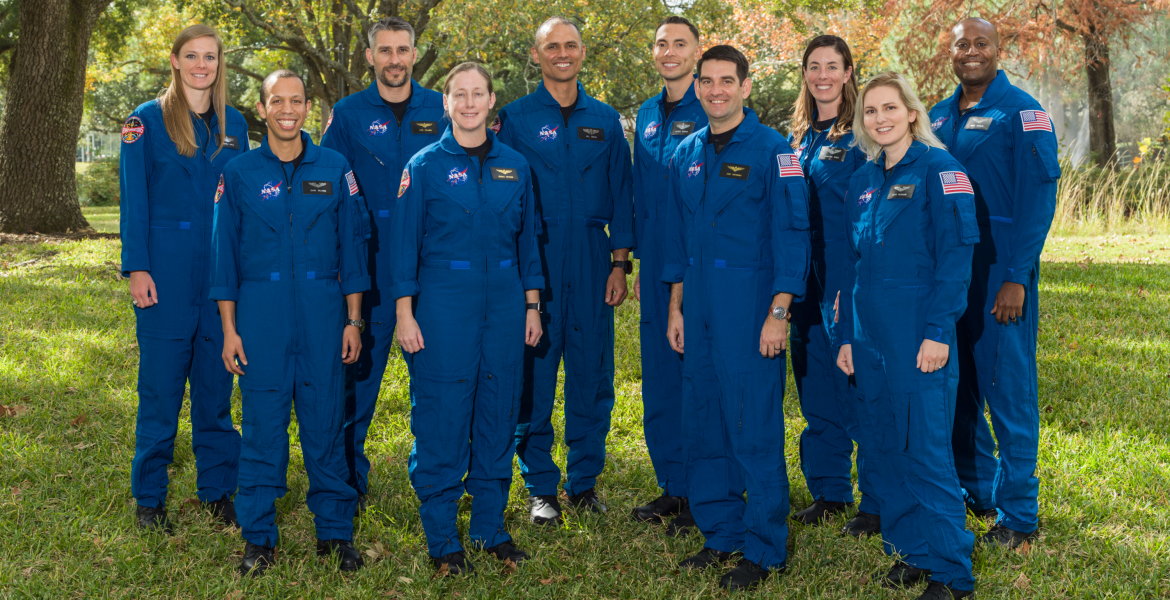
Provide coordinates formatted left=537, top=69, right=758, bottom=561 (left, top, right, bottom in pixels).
left=256, top=101, right=267, bottom=119
left=170, top=54, right=180, bottom=71
left=366, top=47, right=374, bottom=67
left=741, top=77, right=752, bottom=100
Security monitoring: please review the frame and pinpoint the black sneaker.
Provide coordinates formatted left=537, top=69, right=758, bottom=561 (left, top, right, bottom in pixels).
left=354, top=493, right=368, bottom=517
left=917, top=580, right=975, bottom=599
left=568, top=488, right=608, bottom=513
left=719, top=558, right=774, bottom=591
left=792, top=499, right=851, bottom=525
left=529, top=495, right=563, bottom=526
left=968, top=505, right=998, bottom=520
left=135, top=504, right=173, bottom=534
left=875, top=561, right=930, bottom=588
left=842, top=511, right=880, bottom=538
left=666, top=503, right=696, bottom=537
left=202, top=494, right=238, bottom=528
left=239, top=541, right=275, bottom=577
left=316, top=539, right=364, bottom=572
left=631, top=494, right=684, bottom=523
left=432, top=550, right=475, bottom=575
left=678, top=547, right=734, bottom=571
left=979, top=523, right=1037, bottom=549
left=483, top=540, right=530, bottom=565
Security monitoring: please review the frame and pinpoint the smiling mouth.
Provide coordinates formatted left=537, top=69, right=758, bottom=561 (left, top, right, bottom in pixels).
left=815, top=84, right=832, bottom=91
left=275, top=118, right=298, bottom=130
left=876, top=126, right=894, bottom=134
left=553, top=62, right=572, bottom=68
left=962, top=61, right=983, bottom=67
left=662, top=62, right=680, bottom=68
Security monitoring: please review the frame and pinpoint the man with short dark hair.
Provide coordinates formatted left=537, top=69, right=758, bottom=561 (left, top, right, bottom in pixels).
left=213, top=70, right=369, bottom=576
left=495, top=16, right=634, bottom=526
left=629, top=15, right=706, bottom=536
left=662, top=45, right=810, bottom=591
left=928, top=17, right=1060, bottom=550
left=321, top=16, right=446, bottom=513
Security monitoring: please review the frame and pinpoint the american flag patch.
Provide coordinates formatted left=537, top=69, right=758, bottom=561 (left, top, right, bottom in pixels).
left=939, top=171, right=974, bottom=195
left=776, top=153, right=803, bottom=178
left=1020, top=110, right=1052, bottom=132
left=346, top=171, right=359, bottom=196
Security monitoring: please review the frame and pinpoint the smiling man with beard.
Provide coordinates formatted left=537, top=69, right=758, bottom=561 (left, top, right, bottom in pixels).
left=320, top=16, right=446, bottom=514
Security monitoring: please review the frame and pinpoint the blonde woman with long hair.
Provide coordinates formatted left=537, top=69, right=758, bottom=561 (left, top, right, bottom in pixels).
left=120, top=23, right=249, bottom=533
left=836, top=71, right=980, bottom=600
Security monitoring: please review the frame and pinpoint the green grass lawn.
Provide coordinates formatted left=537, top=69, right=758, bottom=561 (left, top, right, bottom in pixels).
left=1, top=217, right=1168, bottom=598
left=82, top=206, right=120, bottom=234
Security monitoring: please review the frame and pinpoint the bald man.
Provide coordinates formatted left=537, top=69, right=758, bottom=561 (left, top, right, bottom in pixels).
left=927, top=18, right=1060, bottom=550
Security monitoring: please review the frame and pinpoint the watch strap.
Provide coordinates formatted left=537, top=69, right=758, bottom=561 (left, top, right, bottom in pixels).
left=526, top=302, right=542, bottom=311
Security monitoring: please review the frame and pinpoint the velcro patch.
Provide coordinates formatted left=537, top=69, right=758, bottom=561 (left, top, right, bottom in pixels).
left=578, top=126, right=604, bottom=141
left=887, top=184, right=915, bottom=199
left=303, top=181, right=333, bottom=195
left=347, top=171, right=360, bottom=196
left=490, top=167, right=520, bottom=181
left=719, top=163, right=751, bottom=179
left=411, top=121, right=440, bottom=135
left=671, top=121, right=695, bottom=136
left=221, top=135, right=240, bottom=149
left=818, top=146, right=846, bottom=162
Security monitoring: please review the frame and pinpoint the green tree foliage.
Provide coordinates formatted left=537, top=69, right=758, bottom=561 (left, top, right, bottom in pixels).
left=76, top=158, right=121, bottom=206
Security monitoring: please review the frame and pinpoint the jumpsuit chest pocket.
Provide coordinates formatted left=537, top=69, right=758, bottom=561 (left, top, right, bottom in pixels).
left=876, top=176, right=926, bottom=235
left=955, top=114, right=1009, bottom=159
left=811, top=151, right=851, bottom=189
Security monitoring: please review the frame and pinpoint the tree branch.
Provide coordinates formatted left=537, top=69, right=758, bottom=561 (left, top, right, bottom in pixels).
left=227, top=63, right=265, bottom=81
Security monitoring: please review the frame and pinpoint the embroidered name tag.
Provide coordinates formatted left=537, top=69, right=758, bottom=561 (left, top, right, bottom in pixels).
left=490, top=167, right=520, bottom=181
left=578, top=127, right=605, bottom=141
left=302, top=181, right=333, bottom=195
left=887, top=184, right=916, bottom=199
left=818, top=146, right=846, bottom=162
left=719, top=163, right=751, bottom=180
left=411, top=121, right=440, bottom=134
left=221, top=135, right=240, bottom=149
left=964, top=117, right=993, bottom=131
left=671, top=121, right=695, bottom=136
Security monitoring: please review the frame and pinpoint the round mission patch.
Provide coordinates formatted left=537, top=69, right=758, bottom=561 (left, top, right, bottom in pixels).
left=122, top=116, right=145, bottom=144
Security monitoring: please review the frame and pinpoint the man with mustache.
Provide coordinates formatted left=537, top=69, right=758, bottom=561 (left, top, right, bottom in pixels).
left=321, top=16, right=447, bottom=514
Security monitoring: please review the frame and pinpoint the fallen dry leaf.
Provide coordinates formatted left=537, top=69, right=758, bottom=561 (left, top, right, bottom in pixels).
left=0, top=404, right=28, bottom=417
left=430, top=564, right=449, bottom=579
left=503, top=558, right=518, bottom=573
left=21, top=566, right=35, bottom=577
left=1015, top=540, right=1033, bottom=555
left=71, top=413, right=87, bottom=427
left=540, top=578, right=553, bottom=585
left=66, top=387, right=79, bottom=394
left=365, top=549, right=380, bottom=560
left=1013, top=572, right=1030, bottom=589
left=1068, top=341, right=1079, bottom=349
left=397, top=576, right=413, bottom=585
left=225, top=590, right=243, bottom=600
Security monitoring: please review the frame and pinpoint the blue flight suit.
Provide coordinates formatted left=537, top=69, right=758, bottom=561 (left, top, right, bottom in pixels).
left=210, top=132, right=370, bottom=546
left=786, top=120, right=876, bottom=511
left=120, top=100, right=248, bottom=509
left=632, top=84, right=707, bottom=498
left=320, top=80, right=447, bottom=495
left=838, top=141, right=980, bottom=591
left=929, top=71, right=1060, bottom=533
left=661, top=108, right=810, bottom=570
left=496, top=82, right=635, bottom=497
left=391, top=129, right=544, bottom=557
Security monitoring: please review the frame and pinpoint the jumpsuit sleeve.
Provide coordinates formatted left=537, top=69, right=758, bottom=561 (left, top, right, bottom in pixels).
left=837, top=174, right=860, bottom=347
left=1005, top=103, right=1061, bottom=285
left=769, top=146, right=811, bottom=300
left=660, top=149, right=687, bottom=284
left=339, top=165, right=371, bottom=295
left=119, top=111, right=152, bottom=276
left=389, top=161, right=425, bottom=300
left=923, top=161, right=978, bottom=345
left=209, top=171, right=242, bottom=302
left=631, top=114, right=645, bottom=260
left=607, top=113, right=636, bottom=252
left=518, top=165, right=545, bottom=291
left=493, top=109, right=512, bottom=150
left=320, top=109, right=352, bottom=162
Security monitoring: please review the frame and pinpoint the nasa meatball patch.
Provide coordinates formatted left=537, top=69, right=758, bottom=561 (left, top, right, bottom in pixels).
left=397, top=168, right=411, bottom=198
left=122, top=116, right=145, bottom=144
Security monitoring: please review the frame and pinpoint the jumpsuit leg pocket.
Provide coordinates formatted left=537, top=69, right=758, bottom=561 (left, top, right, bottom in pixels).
left=410, top=369, right=475, bottom=442
left=731, top=367, right=784, bottom=456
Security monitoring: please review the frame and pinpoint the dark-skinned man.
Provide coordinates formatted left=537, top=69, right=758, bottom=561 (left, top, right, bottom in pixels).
left=662, top=45, right=810, bottom=591
left=320, top=17, right=446, bottom=513
left=629, top=15, right=707, bottom=536
left=495, top=16, right=635, bottom=525
left=928, top=18, right=1060, bottom=549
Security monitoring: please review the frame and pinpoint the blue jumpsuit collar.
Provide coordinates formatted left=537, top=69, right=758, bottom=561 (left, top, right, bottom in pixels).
left=359, top=78, right=430, bottom=110
left=703, top=107, right=760, bottom=146
left=534, top=80, right=588, bottom=111
left=257, top=130, right=320, bottom=165
left=941, top=70, right=1011, bottom=113
left=436, top=127, right=504, bottom=160
left=875, top=139, right=929, bottom=170
left=654, top=79, right=699, bottom=109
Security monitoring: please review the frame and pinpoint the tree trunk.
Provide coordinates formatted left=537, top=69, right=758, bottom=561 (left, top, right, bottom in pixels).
left=0, top=0, right=110, bottom=233
left=1083, top=30, right=1116, bottom=168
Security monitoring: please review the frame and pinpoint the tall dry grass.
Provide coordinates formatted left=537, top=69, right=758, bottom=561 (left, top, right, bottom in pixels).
left=1053, top=158, right=1170, bottom=233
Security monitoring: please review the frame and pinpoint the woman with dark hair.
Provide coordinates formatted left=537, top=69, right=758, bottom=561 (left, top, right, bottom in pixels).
left=119, top=23, right=249, bottom=533
left=785, top=35, right=878, bottom=538
left=393, top=62, right=544, bottom=575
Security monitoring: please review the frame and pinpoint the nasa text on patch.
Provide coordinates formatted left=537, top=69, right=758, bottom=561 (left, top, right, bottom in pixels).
left=887, top=184, right=916, bottom=199
left=220, top=135, right=240, bottom=149
left=303, top=181, right=333, bottom=195
left=411, top=121, right=440, bottom=135
left=577, top=127, right=605, bottom=141
left=719, top=163, right=751, bottom=180
left=671, top=121, right=695, bottom=136
left=490, top=167, right=520, bottom=181
left=964, top=116, right=993, bottom=131
left=818, top=146, right=846, bottom=162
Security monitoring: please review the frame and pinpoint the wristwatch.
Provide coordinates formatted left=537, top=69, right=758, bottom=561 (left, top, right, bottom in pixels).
left=612, top=260, right=633, bottom=274
left=345, top=318, right=365, bottom=333
left=526, top=302, right=543, bottom=312
left=769, top=305, right=790, bottom=322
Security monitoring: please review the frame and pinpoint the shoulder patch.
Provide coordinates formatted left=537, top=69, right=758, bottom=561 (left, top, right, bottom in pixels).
left=324, top=111, right=334, bottom=135
left=214, top=174, right=224, bottom=203
left=939, top=171, right=973, bottom=195
left=490, top=114, right=503, bottom=134
left=931, top=116, right=948, bottom=132
left=346, top=171, right=359, bottom=196
left=776, top=153, right=803, bottom=178
left=1020, top=109, right=1052, bottom=132
left=122, top=116, right=145, bottom=144
left=397, top=168, right=411, bottom=198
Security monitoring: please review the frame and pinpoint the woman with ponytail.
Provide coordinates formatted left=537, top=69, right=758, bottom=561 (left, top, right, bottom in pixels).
left=119, top=23, right=250, bottom=533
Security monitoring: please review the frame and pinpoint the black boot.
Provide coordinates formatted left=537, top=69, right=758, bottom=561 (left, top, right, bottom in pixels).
left=202, top=494, right=238, bottom=528
left=841, top=511, right=880, bottom=538
left=875, top=561, right=930, bottom=588
left=568, top=488, right=608, bottom=513
left=239, top=541, right=275, bottom=577
left=432, top=550, right=475, bottom=575
left=483, top=540, right=530, bottom=565
left=631, top=494, right=683, bottom=523
left=917, top=580, right=975, bottom=599
left=529, top=495, right=563, bottom=526
left=979, top=523, right=1037, bottom=549
left=354, top=493, right=368, bottom=517
left=135, top=504, right=173, bottom=534
left=792, top=499, right=850, bottom=525
left=316, top=539, right=365, bottom=572
left=678, top=547, right=734, bottom=571
left=719, top=558, right=774, bottom=591
left=666, top=502, right=696, bottom=537
left=967, top=504, right=998, bottom=520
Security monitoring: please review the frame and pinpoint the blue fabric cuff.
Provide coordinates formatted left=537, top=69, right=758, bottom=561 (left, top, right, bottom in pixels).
left=341, top=276, right=371, bottom=296
left=522, top=276, right=546, bottom=291
left=609, top=233, right=636, bottom=251
left=389, top=280, right=420, bottom=300
left=661, top=263, right=686, bottom=283
left=770, top=276, right=807, bottom=300
left=120, top=257, right=150, bottom=277
left=208, top=286, right=238, bottom=302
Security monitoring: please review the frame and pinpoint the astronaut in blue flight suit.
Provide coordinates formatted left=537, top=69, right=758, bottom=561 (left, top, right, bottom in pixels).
left=928, top=19, right=1060, bottom=549
left=837, top=72, right=979, bottom=600
left=494, top=17, right=635, bottom=524
left=662, top=45, right=810, bottom=592
left=392, top=63, right=545, bottom=576
left=211, top=71, right=369, bottom=577
left=784, top=35, right=879, bottom=536
left=120, top=24, right=245, bottom=533
left=628, top=15, right=707, bottom=535
left=319, top=16, right=447, bottom=508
